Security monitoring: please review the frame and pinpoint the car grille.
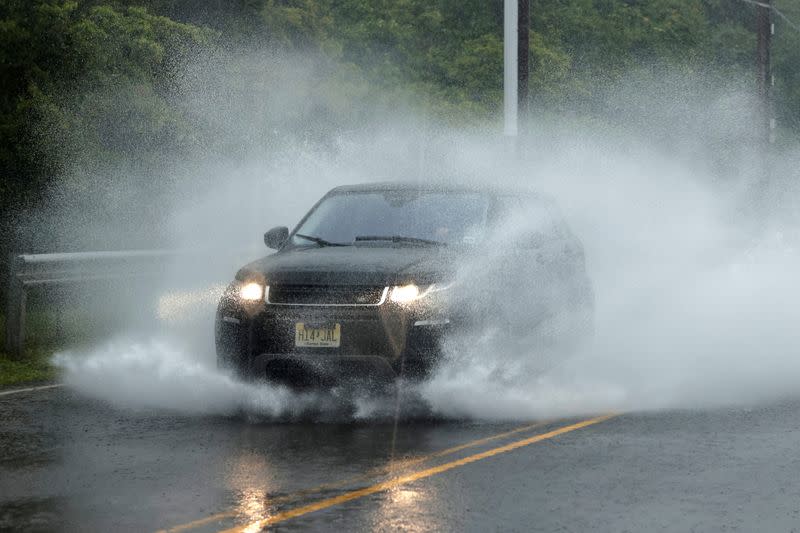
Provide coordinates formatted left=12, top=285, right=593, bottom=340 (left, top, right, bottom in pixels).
left=267, top=285, right=387, bottom=306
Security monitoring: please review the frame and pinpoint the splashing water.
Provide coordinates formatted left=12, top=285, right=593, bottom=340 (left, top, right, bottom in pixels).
left=40, top=51, right=800, bottom=421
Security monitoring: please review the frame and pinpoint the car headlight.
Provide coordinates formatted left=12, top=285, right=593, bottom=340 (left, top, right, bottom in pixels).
left=390, top=283, right=449, bottom=304
left=390, top=284, right=422, bottom=303
left=239, top=281, right=265, bottom=302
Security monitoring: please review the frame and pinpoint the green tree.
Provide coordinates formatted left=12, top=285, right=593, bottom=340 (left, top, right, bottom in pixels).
left=0, top=0, right=211, bottom=212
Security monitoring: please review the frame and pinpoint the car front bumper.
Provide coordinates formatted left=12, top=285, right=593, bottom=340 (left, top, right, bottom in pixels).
left=216, top=295, right=452, bottom=381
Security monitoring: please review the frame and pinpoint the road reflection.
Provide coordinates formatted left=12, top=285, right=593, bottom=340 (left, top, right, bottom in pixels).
left=371, top=483, right=443, bottom=532
left=222, top=423, right=456, bottom=531
left=225, top=448, right=275, bottom=526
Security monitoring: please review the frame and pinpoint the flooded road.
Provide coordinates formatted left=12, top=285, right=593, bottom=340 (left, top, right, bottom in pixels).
left=3, top=386, right=800, bottom=532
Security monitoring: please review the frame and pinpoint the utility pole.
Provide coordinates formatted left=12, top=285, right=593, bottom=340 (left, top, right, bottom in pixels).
left=756, top=0, right=775, bottom=146
left=518, top=0, right=529, bottom=135
left=504, top=0, right=530, bottom=143
left=504, top=0, right=518, bottom=137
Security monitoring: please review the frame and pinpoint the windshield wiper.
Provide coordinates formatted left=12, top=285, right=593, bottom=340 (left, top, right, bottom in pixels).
left=354, top=235, right=447, bottom=246
left=294, top=233, right=350, bottom=247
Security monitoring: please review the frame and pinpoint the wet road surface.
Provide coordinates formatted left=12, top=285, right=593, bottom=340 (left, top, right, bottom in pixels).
left=2, top=386, right=800, bottom=532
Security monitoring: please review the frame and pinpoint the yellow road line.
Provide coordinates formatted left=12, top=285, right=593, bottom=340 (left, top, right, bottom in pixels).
left=393, top=419, right=550, bottom=468
left=158, top=420, right=551, bottom=533
left=222, top=414, right=616, bottom=533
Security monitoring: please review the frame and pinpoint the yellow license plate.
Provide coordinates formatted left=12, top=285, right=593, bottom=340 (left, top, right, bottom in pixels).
left=295, top=323, right=341, bottom=348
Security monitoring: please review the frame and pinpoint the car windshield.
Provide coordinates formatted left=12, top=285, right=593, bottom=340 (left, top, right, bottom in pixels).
left=291, top=190, right=490, bottom=246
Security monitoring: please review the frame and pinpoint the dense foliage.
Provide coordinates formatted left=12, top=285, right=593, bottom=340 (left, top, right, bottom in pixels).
left=1, top=0, right=799, bottom=242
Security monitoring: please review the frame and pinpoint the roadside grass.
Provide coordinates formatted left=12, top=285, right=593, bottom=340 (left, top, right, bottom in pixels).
left=0, top=346, right=59, bottom=387
left=0, top=309, right=98, bottom=387
left=0, top=314, right=56, bottom=386
left=1, top=283, right=158, bottom=387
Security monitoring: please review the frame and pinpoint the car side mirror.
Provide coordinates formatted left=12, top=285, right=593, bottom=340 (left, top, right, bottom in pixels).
left=264, top=226, right=289, bottom=249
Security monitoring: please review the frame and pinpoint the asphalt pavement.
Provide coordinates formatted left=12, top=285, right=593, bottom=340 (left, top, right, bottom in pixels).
left=2, top=385, right=800, bottom=532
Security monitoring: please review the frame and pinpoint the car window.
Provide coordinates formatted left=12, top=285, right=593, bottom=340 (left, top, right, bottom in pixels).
left=291, top=191, right=490, bottom=246
left=490, top=194, right=570, bottom=248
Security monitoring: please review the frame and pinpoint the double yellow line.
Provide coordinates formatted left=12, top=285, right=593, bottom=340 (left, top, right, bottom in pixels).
left=162, top=414, right=616, bottom=533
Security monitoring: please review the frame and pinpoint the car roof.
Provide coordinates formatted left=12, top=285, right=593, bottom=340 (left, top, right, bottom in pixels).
left=328, top=181, right=534, bottom=197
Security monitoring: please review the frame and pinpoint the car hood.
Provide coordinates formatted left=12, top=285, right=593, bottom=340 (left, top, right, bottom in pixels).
left=237, top=246, right=458, bottom=286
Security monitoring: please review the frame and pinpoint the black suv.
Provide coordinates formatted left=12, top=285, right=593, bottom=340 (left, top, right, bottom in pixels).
left=215, top=182, right=593, bottom=385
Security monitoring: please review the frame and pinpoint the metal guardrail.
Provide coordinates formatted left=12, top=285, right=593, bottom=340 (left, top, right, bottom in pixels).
left=4, top=250, right=201, bottom=358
